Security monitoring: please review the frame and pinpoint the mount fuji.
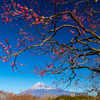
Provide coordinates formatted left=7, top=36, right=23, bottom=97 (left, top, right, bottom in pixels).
left=18, top=82, right=70, bottom=97
left=29, top=82, right=55, bottom=90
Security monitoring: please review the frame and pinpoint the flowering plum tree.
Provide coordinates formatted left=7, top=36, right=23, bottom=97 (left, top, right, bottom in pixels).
left=0, top=0, right=100, bottom=90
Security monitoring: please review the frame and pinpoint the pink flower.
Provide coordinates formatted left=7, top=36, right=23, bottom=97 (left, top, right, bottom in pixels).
left=72, top=10, right=76, bottom=14
left=38, top=11, right=40, bottom=13
left=2, top=45, right=5, bottom=48
left=24, top=13, right=28, bottom=16
left=18, top=12, right=22, bottom=14
left=52, top=72, right=55, bottom=74
left=8, top=45, right=11, bottom=48
left=93, top=25, right=97, bottom=28
left=73, top=46, right=75, bottom=48
left=82, top=18, right=85, bottom=22
left=5, top=17, right=10, bottom=22
left=61, top=49, right=64, bottom=53
left=81, top=25, right=84, bottom=29
left=0, top=43, right=2, bottom=46
left=20, top=64, right=23, bottom=66
left=69, top=29, right=75, bottom=35
left=12, top=12, right=18, bottom=16
left=33, top=13, right=38, bottom=17
left=0, top=56, right=2, bottom=59
left=15, top=54, right=17, bottom=57
left=32, top=22, right=35, bottom=25
left=24, top=6, right=28, bottom=11
left=70, top=57, right=72, bottom=61
left=40, top=71, right=44, bottom=75
left=35, top=2, right=37, bottom=4
left=56, top=51, right=60, bottom=55
left=6, top=50, right=10, bottom=55
left=17, top=4, right=20, bottom=7
left=26, top=15, right=32, bottom=19
left=17, top=4, right=24, bottom=9
left=20, top=28, right=22, bottom=31
left=62, top=14, right=70, bottom=21
left=11, top=62, right=15, bottom=66
left=21, top=10, right=25, bottom=12
left=20, top=6, right=24, bottom=9
left=5, top=39, right=8, bottom=43
left=83, top=31, right=85, bottom=35
left=35, top=18, right=38, bottom=22
left=12, top=68, right=15, bottom=72
left=4, top=59, right=7, bottom=62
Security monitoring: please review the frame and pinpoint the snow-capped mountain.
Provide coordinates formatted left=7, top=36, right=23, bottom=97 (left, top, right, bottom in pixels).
left=18, top=82, right=70, bottom=97
left=30, top=82, right=55, bottom=90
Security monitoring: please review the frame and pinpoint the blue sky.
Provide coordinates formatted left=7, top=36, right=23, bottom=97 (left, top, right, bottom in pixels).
left=0, top=0, right=71, bottom=94
left=0, top=1, right=56, bottom=94
left=0, top=61, right=56, bottom=94
left=0, top=21, right=56, bottom=94
left=0, top=19, right=77, bottom=94
left=0, top=0, right=100, bottom=95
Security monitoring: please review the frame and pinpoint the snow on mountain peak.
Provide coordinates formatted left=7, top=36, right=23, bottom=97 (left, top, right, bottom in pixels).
left=36, top=82, right=44, bottom=85
left=30, top=82, right=55, bottom=90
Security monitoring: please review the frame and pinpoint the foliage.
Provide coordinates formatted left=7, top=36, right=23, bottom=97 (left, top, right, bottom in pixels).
left=0, top=90, right=37, bottom=100
left=55, top=95, right=96, bottom=100
left=0, top=90, right=100, bottom=100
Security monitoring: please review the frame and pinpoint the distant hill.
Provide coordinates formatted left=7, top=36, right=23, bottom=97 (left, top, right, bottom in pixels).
left=18, top=82, right=70, bottom=97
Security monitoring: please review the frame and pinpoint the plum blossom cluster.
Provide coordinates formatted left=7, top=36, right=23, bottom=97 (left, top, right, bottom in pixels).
left=51, top=47, right=71, bottom=62
left=33, top=62, right=57, bottom=76
left=0, top=40, right=11, bottom=62
left=1, top=0, right=44, bottom=25
left=0, top=39, right=27, bottom=72
left=11, top=61, right=26, bottom=72
left=1, top=0, right=12, bottom=23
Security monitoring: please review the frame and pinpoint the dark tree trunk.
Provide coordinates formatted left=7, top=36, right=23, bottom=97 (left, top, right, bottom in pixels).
left=97, top=92, right=100, bottom=97
left=97, top=91, right=100, bottom=100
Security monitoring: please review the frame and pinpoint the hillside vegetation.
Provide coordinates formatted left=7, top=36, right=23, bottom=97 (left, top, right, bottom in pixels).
left=0, top=91, right=100, bottom=100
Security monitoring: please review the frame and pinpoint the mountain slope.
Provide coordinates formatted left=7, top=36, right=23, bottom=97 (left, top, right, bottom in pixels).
left=18, top=82, right=70, bottom=97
